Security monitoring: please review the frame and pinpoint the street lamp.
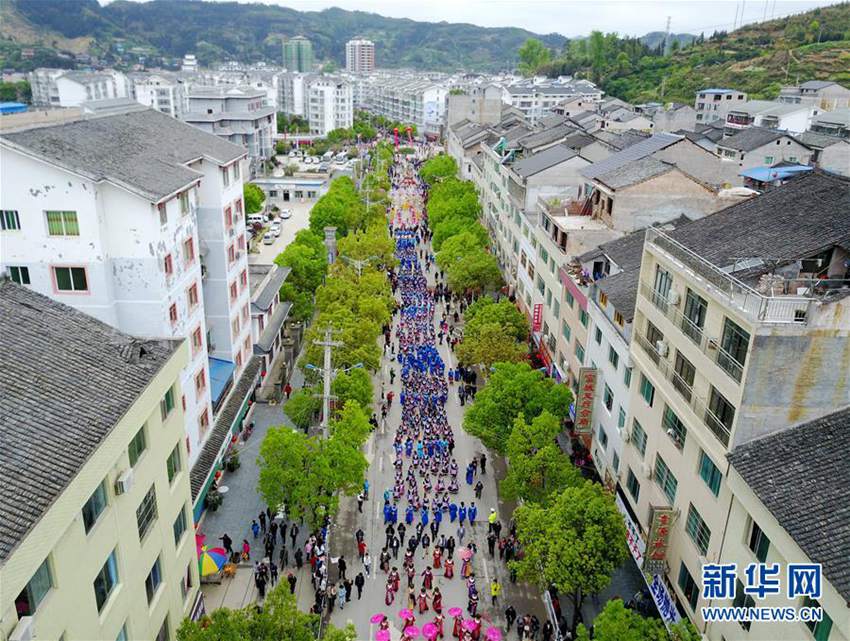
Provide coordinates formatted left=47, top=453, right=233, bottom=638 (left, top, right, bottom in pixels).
left=340, top=254, right=380, bottom=277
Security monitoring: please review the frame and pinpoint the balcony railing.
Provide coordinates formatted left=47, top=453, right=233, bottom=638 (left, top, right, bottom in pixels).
left=645, top=228, right=814, bottom=325
left=639, top=281, right=744, bottom=384
left=633, top=332, right=732, bottom=447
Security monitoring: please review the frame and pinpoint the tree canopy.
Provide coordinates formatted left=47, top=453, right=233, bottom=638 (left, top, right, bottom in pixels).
left=244, top=183, right=265, bottom=214
left=419, top=153, right=458, bottom=185
left=518, top=38, right=552, bottom=76
left=464, top=361, right=572, bottom=454
left=274, top=229, right=328, bottom=321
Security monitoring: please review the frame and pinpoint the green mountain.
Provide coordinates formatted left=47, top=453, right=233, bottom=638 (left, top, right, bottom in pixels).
left=639, top=31, right=696, bottom=51
left=0, top=0, right=566, bottom=72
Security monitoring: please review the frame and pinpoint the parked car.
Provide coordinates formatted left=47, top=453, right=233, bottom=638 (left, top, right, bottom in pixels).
left=280, top=209, right=292, bottom=220
left=263, top=232, right=274, bottom=245
left=247, top=214, right=265, bottom=225
left=270, top=222, right=282, bottom=237
left=319, top=162, right=330, bottom=172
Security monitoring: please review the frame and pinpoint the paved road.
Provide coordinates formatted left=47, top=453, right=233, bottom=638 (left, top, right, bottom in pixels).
left=324, top=155, right=546, bottom=641
left=249, top=200, right=313, bottom=265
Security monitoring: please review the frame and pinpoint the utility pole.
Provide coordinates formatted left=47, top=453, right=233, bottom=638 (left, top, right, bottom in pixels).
left=663, top=16, right=672, bottom=56
left=313, top=326, right=342, bottom=437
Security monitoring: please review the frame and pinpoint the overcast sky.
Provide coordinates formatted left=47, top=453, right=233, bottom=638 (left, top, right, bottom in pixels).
left=205, top=0, right=839, bottom=38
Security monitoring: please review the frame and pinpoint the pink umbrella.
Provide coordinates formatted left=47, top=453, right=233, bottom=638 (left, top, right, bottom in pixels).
left=463, top=620, right=478, bottom=632
left=486, top=627, right=502, bottom=641
left=459, top=548, right=473, bottom=561
left=370, top=613, right=387, bottom=624
left=422, top=622, right=438, bottom=640
left=399, top=608, right=414, bottom=620
left=404, top=625, right=421, bottom=638
left=376, top=630, right=391, bottom=641
left=447, top=607, right=463, bottom=617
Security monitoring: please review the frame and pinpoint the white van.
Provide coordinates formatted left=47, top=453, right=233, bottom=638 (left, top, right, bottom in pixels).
left=247, top=214, right=265, bottom=225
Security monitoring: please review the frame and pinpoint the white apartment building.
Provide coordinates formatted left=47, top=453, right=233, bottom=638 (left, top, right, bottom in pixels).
left=277, top=72, right=310, bottom=118
left=133, top=73, right=186, bottom=119
left=503, top=79, right=603, bottom=125
left=618, top=171, right=850, bottom=630
left=0, top=109, right=252, bottom=472
left=306, top=76, right=353, bottom=136
left=694, top=88, right=747, bottom=124
left=725, top=99, right=814, bottom=135
left=365, top=75, right=449, bottom=135
left=29, top=69, right=129, bottom=108
left=346, top=39, right=376, bottom=74
left=0, top=282, right=201, bottom=641
left=183, top=85, right=276, bottom=170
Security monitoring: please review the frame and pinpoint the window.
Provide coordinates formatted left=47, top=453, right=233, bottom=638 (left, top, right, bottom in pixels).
left=187, top=284, right=199, bottom=308
left=15, top=558, right=53, bottom=616
left=116, top=624, right=128, bottom=641
left=145, top=557, right=163, bottom=604
left=160, top=387, right=175, bottom=421
left=698, top=450, right=722, bottom=496
left=136, top=486, right=158, bottom=541
left=232, top=162, right=241, bottom=180
left=82, top=481, right=108, bottom=533
left=612, top=452, right=620, bottom=473
left=173, top=507, right=187, bottom=546
left=199, top=410, right=210, bottom=439
left=618, top=407, right=626, bottom=430
left=685, top=504, right=711, bottom=555
left=652, top=266, right=672, bottom=309
left=662, top=405, right=687, bottom=449
left=579, top=309, right=589, bottom=327
left=164, top=254, right=173, bottom=276
left=1, top=209, right=20, bottom=230
left=639, top=373, right=655, bottom=407
left=9, top=266, right=30, bottom=285
left=240, top=269, right=248, bottom=289
left=54, top=266, right=88, bottom=292
left=231, top=317, right=240, bottom=340
left=224, top=207, right=233, bottom=227
left=748, top=520, right=770, bottom=562
left=626, top=468, right=640, bottom=502
left=733, top=580, right=755, bottom=631
left=46, top=210, right=79, bottom=236
left=718, top=318, right=750, bottom=382
left=553, top=299, right=560, bottom=318
left=631, top=419, right=647, bottom=458
left=93, top=550, right=119, bottom=613
left=158, top=203, right=168, bottom=225
left=764, top=155, right=774, bottom=165
left=594, top=327, right=602, bottom=344
left=608, top=346, right=619, bottom=369
left=561, top=321, right=571, bottom=342
left=128, top=426, right=146, bottom=466
left=803, top=597, right=833, bottom=641
left=565, top=290, right=575, bottom=308
left=181, top=564, right=193, bottom=601
left=603, top=384, right=614, bottom=411
left=598, top=291, right=608, bottom=307
left=623, top=367, right=632, bottom=388
left=166, top=444, right=182, bottom=483
left=597, top=424, right=608, bottom=450
left=678, top=562, right=700, bottom=610
left=682, top=289, right=707, bottom=343
left=228, top=244, right=236, bottom=264
left=241, top=303, right=249, bottom=323
left=229, top=281, right=238, bottom=302
left=191, top=327, right=203, bottom=354
left=673, top=351, right=695, bottom=401
left=194, top=369, right=206, bottom=395
left=183, top=237, right=195, bottom=264
left=574, top=342, right=585, bottom=364
left=169, top=304, right=178, bottom=325
left=707, top=386, right=735, bottom=442
left=654, top=455, right=678, bottom=503
left=614, top=311, right=624, bottom=326
left=222, top=166, right=230, bottom=187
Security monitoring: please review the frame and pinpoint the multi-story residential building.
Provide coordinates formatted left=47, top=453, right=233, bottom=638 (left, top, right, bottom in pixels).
left=446, top=84, right=504, bottom=128
left=133, top=73, right=186, bottom=119
left=365, top=75, right=449, bottom=136
left=694, top=88, right=747, bottom=124
left=345, top=39, right=376, bottom=74
left=277, top=71, right=310, bottom=118
left=306, top=76, right=354, bottom=135
left=724, top=99, right=814, bottom=135
left=715, top=126, right=814, bottom=170
left=0, top=110, right=255, bottom=515
left=713, top=407, right=850, bottom=641
left=183, top=85, right=276, bottom=171
left=618, top=171, right=850, bottom=631
left=0, top=281, right=200, bottom=641
left=503, top=79, right=603, bottom=124
left=778, top=80, right=850, bottom=111
left=182, top=54, right=199, bottom=73
left=282, top=36, right=314, bottom=72
left=29, top=69, right=129, bottom=108
left=795, top=130, right=850, bottom=176
left=249, top=263, right=294, bottom=379
left=809, top=107, right=850, bottom=138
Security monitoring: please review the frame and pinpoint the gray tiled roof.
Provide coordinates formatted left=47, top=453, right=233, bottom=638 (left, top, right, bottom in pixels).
left=511, top=143, right=578, bottom=178
left=728, top=406, right=850, bottom=601
left=581, top=132, right=682, bottom=180
left=594, top=156, right=673, bottom=190
left=0, top=281, right=179, bottom=562
left=800, top=80, right=837, bottom=90
left=1, top=109, right=246, bottom=202
left=518, top=123, right=574, bottom=151
left=250, top=264, right=290, bottom=313
left=716, top=126, right=788, bottom=152
left=254, top=302, right=293, bottom=353
left=794, top=131, right=847, bottom=149
left=666, top=170, right=850, bottom=284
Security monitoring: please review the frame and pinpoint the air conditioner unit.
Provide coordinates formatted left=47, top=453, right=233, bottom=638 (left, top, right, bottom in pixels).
left=655, top=340, right=668, bottom=357
left=667, top=289, right=681, bottom=305
left=640, top=462, right=653, bottom=479
left=10, top=617, right=34, bottom=641
left=115, top=468, right=135, bottom=495
left=624, top=353, right=634, bottom=369
left=228, top=227, right=235, bottom=237
left=707, top=337, right=720, bottom=350
left=622, top=426, right=632, bottom=442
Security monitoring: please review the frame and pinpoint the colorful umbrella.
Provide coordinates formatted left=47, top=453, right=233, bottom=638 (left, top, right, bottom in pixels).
left=198, top=546, right=228, bottom=576
left=422, top=622, right=438, bottom=640
left=463, top=620, right=478, bottom=632
left=459, top=548, right=473, bottom=561
left=447, top=607, right=463, bottom=617
left=399, top=608, right=414, bottom=620
left=370, top=613, right=387, bottom=624
left=376, top=631, right=391, bottom=641
left=404, top=625, right=421, bottom=639
left=485, top=627, right=502, bottom=641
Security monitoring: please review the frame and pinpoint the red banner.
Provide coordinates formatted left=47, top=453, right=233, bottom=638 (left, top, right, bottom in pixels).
left=532, top=303, right=543, bottom=332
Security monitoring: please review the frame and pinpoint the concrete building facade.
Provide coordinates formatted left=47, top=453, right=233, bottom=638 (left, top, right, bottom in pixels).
left=345, top=39, right=376, bottom=74
left=282, top=36, right=314, bottom=73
